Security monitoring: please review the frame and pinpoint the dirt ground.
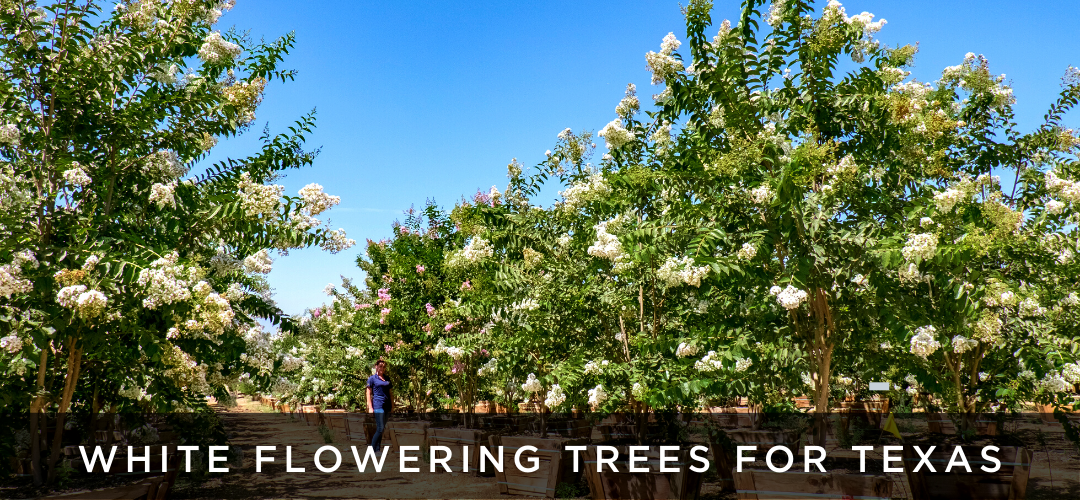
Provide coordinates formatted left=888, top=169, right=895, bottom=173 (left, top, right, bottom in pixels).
left=178, top=397, right=1080, bottom=499
left=11, top=396, right=1077, bottom=499
left=170, top=395, right=505, bottom=499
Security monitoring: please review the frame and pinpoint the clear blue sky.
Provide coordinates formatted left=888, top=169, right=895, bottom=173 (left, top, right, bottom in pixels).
left=208, top=0, right=1080, bottom=317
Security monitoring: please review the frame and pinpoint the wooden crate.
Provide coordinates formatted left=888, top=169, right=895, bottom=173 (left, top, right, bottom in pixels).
left=344, top=413, right=376, bottom=443
left=733, top=470, right=891, bottom=500
left=322, top=409, right=347, bottom=439
left=492, top=435, right=588, bottom=497
left=903, top=446, right=1031, bottom=500
left=711, top=429, right=802, bottom=493
left=582, top=446, right=702, bottom=500
left=387, top=421, right=431, bottom=449
left=427, top=428, right=493, bottom=475
left=925, top=413, right=998, bottom=436
left=300, top=405, right=318, bottom=425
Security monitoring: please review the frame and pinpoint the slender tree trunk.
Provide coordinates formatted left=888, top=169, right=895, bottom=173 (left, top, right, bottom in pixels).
left=812, top=341, right=833, bottom=446
left=46, top=340, right=82, bottom=485
left=30, top=348, right=49, bottom=486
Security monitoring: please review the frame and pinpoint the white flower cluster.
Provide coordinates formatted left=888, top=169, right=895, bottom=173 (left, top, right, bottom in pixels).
left=561, top=173, right=611, bottom=210
left=657, top=256, right=709, bottom=288
left=694, top=351, right=723, bottom=372
left=0, top=262, right=33, bottom=299
left=237, top=172, right=283, bottom=218
left=1063, top=293, right=1080, bottom=307
left=199, top=31, right=241, bottom=65
left=544, top=384, right=566, bottom=408
left=676, top=342, right=698, bottom=358
left=951, top=335, right=979, bottom=354
left=770, top=285, right=809, bottom=310
left=1037, top=372, right=1071, bottom=394
left=138, top=252, right=195, bottom=308
left=588, top=220, right=629, bottom=272
left=280, top=355, right=304, bottom=372
left=56, top=285, right=108, bottom=319
left=320, top=228, right=356, bottom=254
left=1060, top=363, right=1080, bottom=384
left=598, top=119, right=636, bottom=150
left=149, top=182, right=176, bottom=209
left=181, top=286, right=235, bottom=339
left=446, top=346, right=465, bottom=360
left=243, top=249, right=273, bottom=274
left=584, top=359, right=608, bottom=375
left=735, top=358, right=753, bottom=372
left=750, top=184, right=773, bottom=205
left=298, top=183, right=341, bottom=216
left=615, top=84, right=639, bottom=118
left=766, top=0, right=788, bottom=26
left=143, top=150, right=187, bottom=181
left=851, top=274, right=869, bottom=289
left=521, top=373, right=542, bottom=393
left=933, top=189, right=965, bottom=212
left=902, top=233, right=938, bottom=262
left=477, top=357, right=498, bottom=377
left=644, top=32, right=684, bottom=85
left=507, top=158, right=523, bottom=179
left=826, top=0, right=887, bottom=32
left=222, top=77, right=266, bottom=125
left=909, top=326, right=941, bottom=359
left=588, top=384, right=608, bottom=406
left=631, top=382, right=647, bottom=400
left=63, top=163, right=92, bottom=188
left=1045, top=171, right=1080, bottom=204
left=1, top=334, right=23, bottom=354
left=0, top=123, right=19, bottom=145
left=461, top=237, right=494, bottom=263
left=826, top=155, right=858, bottom=177
left=1018, top=297, right=1046, bottom=317
left=737, top=242, right=757, bottom=261
left=1046, top=199, right=1065, bottom=215
left=972, top=313, right=1003, bottom=343
left=511, top=298, right=539, bottom=312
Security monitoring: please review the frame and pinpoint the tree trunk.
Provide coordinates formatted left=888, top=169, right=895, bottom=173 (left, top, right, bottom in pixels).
left=30, top=348, right=48, bottom=486
left=46, top=341, right=83, bottom=485
left=812, top=344, right=832, bottom=446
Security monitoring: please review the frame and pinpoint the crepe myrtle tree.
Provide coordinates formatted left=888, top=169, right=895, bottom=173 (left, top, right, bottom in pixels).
left=882, top=54, right=1080, bottom=421
left=0, top=0, right=353, bottom=485
left=561, top=0, right=961, bottom=441
left=599, top=0, right=1080, bottom=440
left=460, top=161, right=617, bottom=417
left=356, top=203, right=493, bottom=412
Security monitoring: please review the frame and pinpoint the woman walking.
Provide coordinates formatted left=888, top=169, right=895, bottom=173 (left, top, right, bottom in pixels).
left=366, top=359, right=393, bottom=453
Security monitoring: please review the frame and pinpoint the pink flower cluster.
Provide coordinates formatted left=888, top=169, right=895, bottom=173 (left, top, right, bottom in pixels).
left=379, top=307, right=391, bottom=324
left=425, top=303, right=436, bottom=317
left=473, top=190, right=491, bottom=206
left=376, top=288, right=391, bottom=306
left=416, top=264, right=425, bottom=274
left=460, top=280, right=472, bottom=291
left=451, top=360, right=464, bottom=374
left=355, top=303, right=371, bottom=310
left=444, top=321, right=457, bottom=332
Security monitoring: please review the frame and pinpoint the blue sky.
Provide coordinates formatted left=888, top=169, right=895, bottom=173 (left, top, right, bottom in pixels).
left=209, top=0, right=1080, bottom=317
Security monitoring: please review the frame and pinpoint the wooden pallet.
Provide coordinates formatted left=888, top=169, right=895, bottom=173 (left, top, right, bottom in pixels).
left=733, top=470, right=891, bottom=500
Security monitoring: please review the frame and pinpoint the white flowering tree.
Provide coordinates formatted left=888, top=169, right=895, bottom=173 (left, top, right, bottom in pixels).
left=578, top=0, right=1080, bottom=441
left=0, top=0, right=352, bottom=485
